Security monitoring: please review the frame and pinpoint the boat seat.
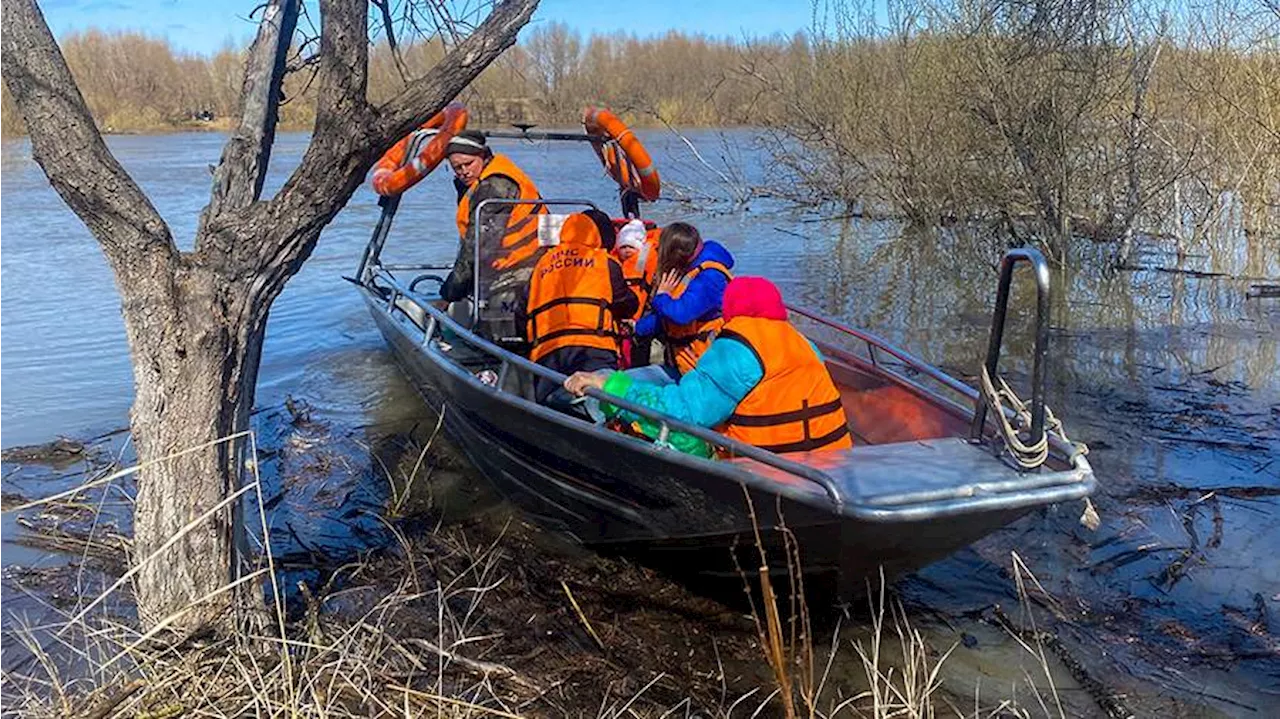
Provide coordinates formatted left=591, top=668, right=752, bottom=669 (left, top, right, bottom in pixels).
left=726, top=437, right=1084, bottom=509
left=394, top=295, right=428, bottom=329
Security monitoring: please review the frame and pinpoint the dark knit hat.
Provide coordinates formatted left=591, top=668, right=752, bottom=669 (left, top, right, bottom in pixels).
left=582, top=209, right=617, bottom=251
left=445, top=129, right=489, bottom=157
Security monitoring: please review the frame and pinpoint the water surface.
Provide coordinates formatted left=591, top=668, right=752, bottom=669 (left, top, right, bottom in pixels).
left=2, top=129, right=1277, bottom=713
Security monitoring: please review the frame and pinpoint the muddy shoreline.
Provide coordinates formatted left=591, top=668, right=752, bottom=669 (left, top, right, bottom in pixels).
left=3, top=388, right=1274, bottom=717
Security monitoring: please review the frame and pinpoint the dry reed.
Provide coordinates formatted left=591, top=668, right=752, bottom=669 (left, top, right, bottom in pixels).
left=6, top=431, right=1105, bottom=719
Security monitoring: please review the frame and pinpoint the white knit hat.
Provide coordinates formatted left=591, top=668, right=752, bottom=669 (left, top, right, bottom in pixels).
left=616, top=219, right=647, bottom=253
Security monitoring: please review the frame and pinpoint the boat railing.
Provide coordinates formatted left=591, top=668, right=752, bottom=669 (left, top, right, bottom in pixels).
left=471, top=198, right=601, bottom=328
left=369, top=270, right=847, bottom=509
left=788, top=306, right=981, bottom=409
left=480, top=128, right=607, bottom=142
left=356, top=194, right=401, bottom=282
left=381, top=263, right=454, bottom=272
left=788, top=299, right=1084, bottom=470
left=969, top=249, right=1050, bottom=450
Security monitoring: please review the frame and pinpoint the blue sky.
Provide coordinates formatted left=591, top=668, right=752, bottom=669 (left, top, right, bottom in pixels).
left=40, top=0, right=814, bottom=56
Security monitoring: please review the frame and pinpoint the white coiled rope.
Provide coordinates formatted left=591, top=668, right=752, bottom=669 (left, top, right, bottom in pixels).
left=978, top=365, right=1088, bottom=470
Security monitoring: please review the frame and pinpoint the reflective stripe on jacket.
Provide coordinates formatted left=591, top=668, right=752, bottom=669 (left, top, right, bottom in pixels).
left=717, top=316, right=852, bottom=454
left=455, top=153, right=546, bottom=272
left=526, top=246, right=619, bottom=362
left=662, top=259, right=732, bottom=374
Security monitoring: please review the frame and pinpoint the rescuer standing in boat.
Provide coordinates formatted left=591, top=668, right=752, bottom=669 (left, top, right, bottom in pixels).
left=517, top=211, right=638, bottom=414
left=564, top=277, right=852, bottom=456
left=439, top=130, right=547, bottom=345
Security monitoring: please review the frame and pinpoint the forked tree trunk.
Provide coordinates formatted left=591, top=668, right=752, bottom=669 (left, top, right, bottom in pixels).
left=121, top=264, right=266, bottom=628
left=2, top=0, right=538, bottom=634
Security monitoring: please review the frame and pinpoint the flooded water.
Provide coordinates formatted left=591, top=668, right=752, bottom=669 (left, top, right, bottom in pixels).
left=2, top=129, right=1277, bottom=714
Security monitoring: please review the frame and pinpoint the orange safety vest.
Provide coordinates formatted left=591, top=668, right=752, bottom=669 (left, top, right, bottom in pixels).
left=455, top=153, right=546, bottom=272
left=617, top=228, right=661, bottom=321
left=661, top=259, right=732, bottom=375
left=526, top=243, right=620, bottom=363
left=716, top=316, right=853, bottom=454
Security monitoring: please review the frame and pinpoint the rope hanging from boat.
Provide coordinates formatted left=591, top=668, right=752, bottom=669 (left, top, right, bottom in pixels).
left=978, top=366, right=1088, bottom=470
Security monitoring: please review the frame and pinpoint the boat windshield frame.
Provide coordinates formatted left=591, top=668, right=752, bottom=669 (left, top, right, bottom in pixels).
left=470, top=197, right=600, bottom=327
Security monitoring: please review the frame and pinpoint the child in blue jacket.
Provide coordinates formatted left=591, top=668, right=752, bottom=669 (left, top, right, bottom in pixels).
left=632, top=222, right=735, bottom=374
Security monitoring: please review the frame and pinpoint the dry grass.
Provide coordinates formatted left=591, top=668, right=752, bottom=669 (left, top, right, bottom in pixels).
left=4, top=431, right=1099, bottom=719
left=2, top=586, right=533, bottom=717
left=2, top=517, right=537, bottom=717
left=735, top=480, right=1086, bottom=719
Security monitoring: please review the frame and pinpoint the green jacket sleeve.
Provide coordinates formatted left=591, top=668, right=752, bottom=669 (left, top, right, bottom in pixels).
left=599, top=373, right=714, bottom=458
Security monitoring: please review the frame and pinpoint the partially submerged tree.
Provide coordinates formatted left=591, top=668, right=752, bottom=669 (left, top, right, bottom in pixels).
left=1, top=0, right=538, bottom=633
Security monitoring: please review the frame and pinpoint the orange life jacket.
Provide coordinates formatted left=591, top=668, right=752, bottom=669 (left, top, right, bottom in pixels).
left=716, top=316, right=853, bottom=454
left=661, top=258, right=732, bottom=375
left=526, top=218, right=620, bottom=363
left=616, top=228, right=661, bottom=321
left=455, top=153, right=546, bottom=272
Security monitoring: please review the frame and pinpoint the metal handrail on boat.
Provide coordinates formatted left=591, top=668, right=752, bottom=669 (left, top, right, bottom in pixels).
left=788, top=301, right=1087, bottom=472
left=356, top=194, right=401, bottom=282
left=481, top=128, right=608, bottom=143
left=382, top=263, right=454, bottom=272
left=969, top=249, right=1050, bottom=451
left=787, top=306, right=980, bottom=404
left=369, top=271, right=847, bottom=509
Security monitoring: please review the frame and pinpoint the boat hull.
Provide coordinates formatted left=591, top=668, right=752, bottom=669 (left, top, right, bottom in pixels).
left=365, top=292, right=1042, bottom=594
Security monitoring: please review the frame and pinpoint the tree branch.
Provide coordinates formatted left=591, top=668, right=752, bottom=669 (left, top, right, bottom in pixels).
left=378, top=0, right=538, bottom=140
left=0, top=0, right=175, bottom=272
left=313, top=0, right=372, bottom=142
left=198, top=0, right=300, bottom=256
left=245, top=0, right=538, bottom=298
left=373, top=0, right=410, bottom=84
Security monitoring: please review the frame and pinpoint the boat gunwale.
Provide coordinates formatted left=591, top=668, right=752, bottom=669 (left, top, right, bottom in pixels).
left=793, top=306, right=1091, bottom=474
left=360, top=274, right=1095, bottom=524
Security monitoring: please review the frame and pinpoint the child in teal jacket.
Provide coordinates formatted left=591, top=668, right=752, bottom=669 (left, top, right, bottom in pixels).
left=564, top=277, right=813, bottom=458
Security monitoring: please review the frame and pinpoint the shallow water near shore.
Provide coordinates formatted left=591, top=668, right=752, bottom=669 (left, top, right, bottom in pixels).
left=2, top=129, right=1277, bottom=714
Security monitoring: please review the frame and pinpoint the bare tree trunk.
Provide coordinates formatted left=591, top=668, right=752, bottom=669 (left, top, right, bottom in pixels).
left=3, top=0, right=539, bottom=635
left=1115, top=37, right=1163, bottom=267
left=123, top=267, right=265, bottom=629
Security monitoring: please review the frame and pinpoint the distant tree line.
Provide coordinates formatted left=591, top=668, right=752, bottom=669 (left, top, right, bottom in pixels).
left=0, top=23, right=784, bottom=135
left=3, top=7, right=1275, bottom=266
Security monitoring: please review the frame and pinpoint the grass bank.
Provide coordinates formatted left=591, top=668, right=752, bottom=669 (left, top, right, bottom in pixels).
left=2, top=421, right=1125, bottom=718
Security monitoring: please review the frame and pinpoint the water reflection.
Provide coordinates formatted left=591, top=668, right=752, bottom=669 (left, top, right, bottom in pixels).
left=2, top=128, right=1277, bottom=710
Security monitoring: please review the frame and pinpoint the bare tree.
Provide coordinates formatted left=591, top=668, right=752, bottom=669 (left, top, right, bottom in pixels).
left=1, top=0, right=538, bottom=634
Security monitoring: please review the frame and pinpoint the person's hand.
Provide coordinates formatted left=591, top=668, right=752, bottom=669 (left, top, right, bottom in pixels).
left=654, top=270, right=681, bottom=297
left=564, top=371, right=607, bottom=397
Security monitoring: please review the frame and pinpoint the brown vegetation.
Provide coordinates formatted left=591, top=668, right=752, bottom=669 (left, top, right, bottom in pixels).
left=1, top=23, right=779, bottom=136
left=4, top=8, right=1274, bottom=265
left=747, top=0, right=1279, bottom=263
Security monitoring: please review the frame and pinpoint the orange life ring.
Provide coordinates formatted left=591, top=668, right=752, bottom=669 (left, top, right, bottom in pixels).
left=371, top=102, right=469, bottom=196
left=583, top=107, right=661, bottom=202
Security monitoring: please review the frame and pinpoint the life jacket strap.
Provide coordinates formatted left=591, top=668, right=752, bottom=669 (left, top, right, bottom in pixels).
left=528, top=296, right=609, bottom=317
left=534, top=327, right=620, bottom=345
left=753, top=423, right=851, bottom=455
left=727, top=397, right=845, bottom=427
